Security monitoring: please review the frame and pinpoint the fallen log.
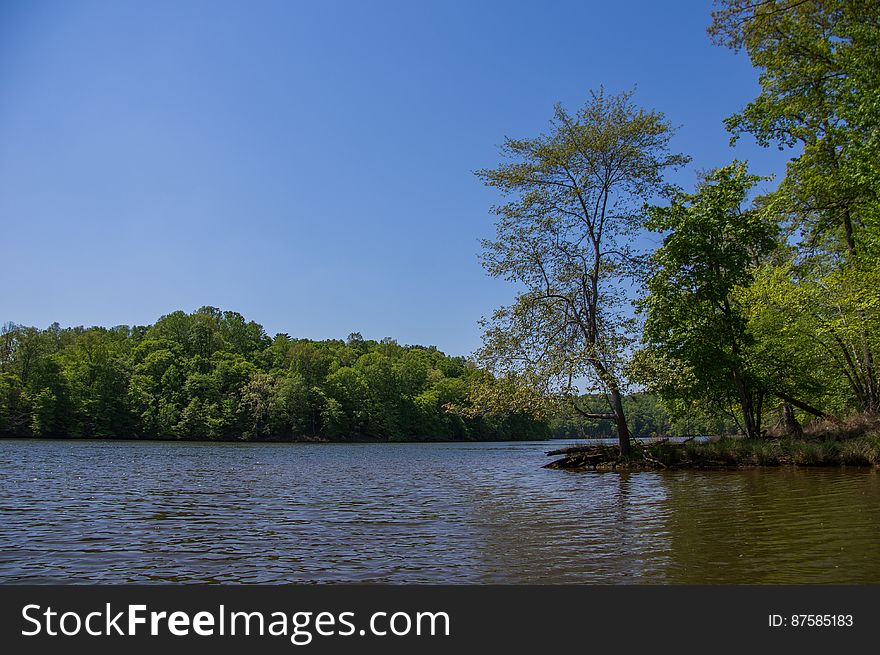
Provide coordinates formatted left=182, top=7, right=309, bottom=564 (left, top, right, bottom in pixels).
left=543, top=453, right=606, bottom=469
left=545, top=444, right=605, bottom=456
left=547, top=438, right=683, bottom=456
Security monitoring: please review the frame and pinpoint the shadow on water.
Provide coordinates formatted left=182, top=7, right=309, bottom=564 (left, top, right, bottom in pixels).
left=658, top=469, right=880, bottom=583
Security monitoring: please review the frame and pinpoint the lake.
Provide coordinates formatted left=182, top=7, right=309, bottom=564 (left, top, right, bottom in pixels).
left=1, top=439, right=879, bottom=584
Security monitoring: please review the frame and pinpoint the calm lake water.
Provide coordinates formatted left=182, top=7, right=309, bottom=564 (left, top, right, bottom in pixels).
left=1, top=439, right=879, bottom=584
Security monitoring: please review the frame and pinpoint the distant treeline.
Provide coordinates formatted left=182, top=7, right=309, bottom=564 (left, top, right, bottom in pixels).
left=550, top=393, right=738, bottom=440
left=0, top=308, right=548, bottom=442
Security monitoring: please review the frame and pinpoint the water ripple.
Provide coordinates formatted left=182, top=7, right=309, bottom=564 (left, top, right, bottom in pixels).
left=1, top=440, right=879, bottom=583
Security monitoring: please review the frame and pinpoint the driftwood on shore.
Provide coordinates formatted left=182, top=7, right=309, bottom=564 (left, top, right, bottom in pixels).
left=545, top=444, right=608, bottom=456
left=543, top=443, right=617, bottom=470
left=544, top=437, right=700, bottom=471
left=544, top=437, right=704, bottom=457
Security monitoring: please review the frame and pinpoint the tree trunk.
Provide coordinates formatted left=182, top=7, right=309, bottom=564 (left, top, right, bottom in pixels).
left=733, top=371, right=761, bottom=439
left=774, top=392, right=828, bottom=419
left=608, top=386, right=631, bottom=456
left=783, top=402, right=803, bottom=438
left=862, top=337, right=878, bottom=412
left=586, top=354, right=631, bottom=456
left=741, top=401, right=758, bottom=439
left=755, top=392, right=764, bottom=438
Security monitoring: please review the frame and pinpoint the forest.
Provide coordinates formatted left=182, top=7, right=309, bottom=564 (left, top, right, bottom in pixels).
left=0, top=311, right=725, bottom=441
left=0, top=309, right=549, bottom=441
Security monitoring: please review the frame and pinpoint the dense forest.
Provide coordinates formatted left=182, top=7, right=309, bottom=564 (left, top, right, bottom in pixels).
left=0, top=309, right=549, bottom=441
left=0, top=309, right=717, bottom=442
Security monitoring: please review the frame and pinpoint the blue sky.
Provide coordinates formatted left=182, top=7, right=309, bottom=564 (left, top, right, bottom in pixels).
left=1, top=0, right=790, bottom=356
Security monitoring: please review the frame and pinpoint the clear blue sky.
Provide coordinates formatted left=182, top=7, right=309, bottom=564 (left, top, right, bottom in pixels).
left=1, top=0, right=789, bottom=356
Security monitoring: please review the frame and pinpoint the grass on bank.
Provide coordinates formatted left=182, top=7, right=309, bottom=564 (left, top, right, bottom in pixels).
left=548, top=413, right=880, bottom=470
left=645, top=434, right=880, bottom=468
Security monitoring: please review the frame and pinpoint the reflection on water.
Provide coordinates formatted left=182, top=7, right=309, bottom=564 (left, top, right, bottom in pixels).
left=0, top=439, right=878, bottom=583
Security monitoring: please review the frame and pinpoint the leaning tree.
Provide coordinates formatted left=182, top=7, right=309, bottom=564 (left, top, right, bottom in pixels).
left=474, top=89, right=688, bottom=455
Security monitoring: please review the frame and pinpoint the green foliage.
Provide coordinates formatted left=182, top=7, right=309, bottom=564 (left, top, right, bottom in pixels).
left=708, top=1, right=880, bottom=415
left=474, top=89, right=688, bottom=453
left=635, top=162, right=779, bottom=437
left=0, top=308, right=545, bottom=442
left=709, top=0, right=880, bottom=259
left=739, top=261, right=880, bottom=415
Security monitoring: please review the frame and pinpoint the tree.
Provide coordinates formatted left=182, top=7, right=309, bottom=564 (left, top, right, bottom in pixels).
left=323, top=366, right=371, bottom=437
left=709, top=0, right=879, bottom=259
left=741, top=260, right=880, bottom=415
left=271, top=372, right=316, bottom=437
left=475, top=89, right=688, bottom=454
left=709, top=0, right=880, bottom=410
left=838, top=7, right=880, bottom=258
left=0, top=372, right=27, bottom=435
left=636, top=163, right=779, bottom=438
left=239, top=372, right=280, bottom=439
left=61, top=328, right=134, bottom=438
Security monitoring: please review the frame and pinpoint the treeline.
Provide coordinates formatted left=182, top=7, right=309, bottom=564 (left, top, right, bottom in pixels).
left=549, top=393, right=737, bottom=440
left=0, top=308, right=547, bottom=441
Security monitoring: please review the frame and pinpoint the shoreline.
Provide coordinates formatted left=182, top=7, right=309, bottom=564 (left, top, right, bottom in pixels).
left=545, top=435, right=880, bottom=472
left=0, top=434, right=562, bottom=445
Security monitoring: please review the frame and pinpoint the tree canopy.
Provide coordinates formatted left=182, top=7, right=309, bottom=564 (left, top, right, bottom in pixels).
left=0, top=308, right=547, bottom=442
left=474, top=89, right=688, bottom=454
left=633, top=163, right=779, bottom=438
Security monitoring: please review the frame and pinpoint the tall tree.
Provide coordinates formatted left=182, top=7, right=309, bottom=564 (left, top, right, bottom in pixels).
left=474, top=89, right=688, bottom=454
left=709, top=0, right=879, bottom=259
left=636, top=163, right=779, bottom=439
left=710, top=0, right=880, bottom=409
